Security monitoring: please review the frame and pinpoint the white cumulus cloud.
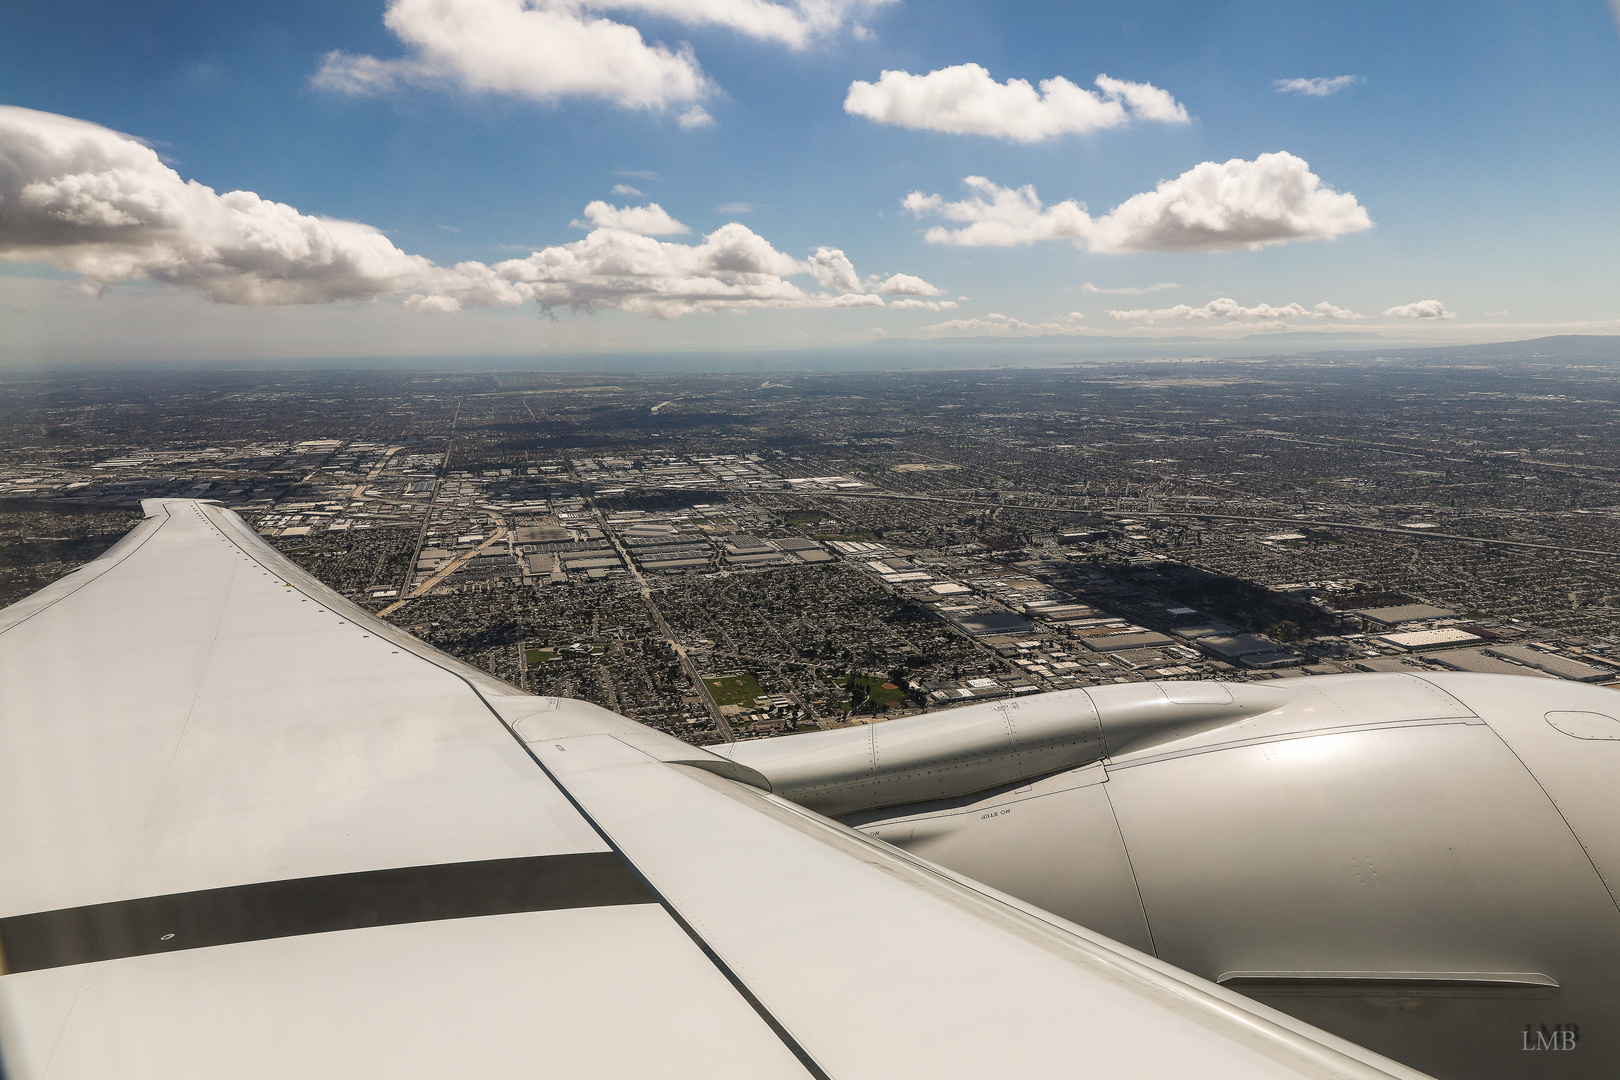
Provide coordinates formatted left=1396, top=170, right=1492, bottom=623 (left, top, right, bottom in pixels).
left=922, top=311, right=1085, bottom=335
left=676, top=105, right=716, bottom=129
left=575, top=200, right=690, bottom=234
left=844, top=64, right=1188, bottom=142
left=872, top=272, right=944, bottom=296
left=907, top=152, right=1372, bottom=253
left=1107, top=298, right=1364, bottom=323
left=494, top=224, right=886, bottom=317
left=807, top=246, right=861, bottom=292
left=902, top=177, right=1091, bottom=247
left=1384, top=299, right=1455, bottom=319
left=314, top=0, right=710, bottom=110
left=0, top=106, right=920, bottom=322
left=1274, top=75, right=1362, bottom=97
left=315, top=0, right=892, bottom=114
left=0, top=105, right=452, bottom=305
left=1093, top=153, right=1372, bottom=251
left=611, top=183, right=644, bottom=196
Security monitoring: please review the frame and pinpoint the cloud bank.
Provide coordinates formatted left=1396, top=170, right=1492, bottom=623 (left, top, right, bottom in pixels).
left=886, top=298, right=956, bottom=310
left=1274, top=75, right=1362, bottom=97
left=1384, top=299, right=1455, bottom=319
left=905, top=152, right=1372, bottom=253
left=922, top=311, right=1085, bottom=335
left=0, top=106, right=937, bottom=320
left=1106, top=298, right=1363, bottom=323
left=316, top=0, right=893, bottom=113
left=845, top=64, right=1188, bottom=142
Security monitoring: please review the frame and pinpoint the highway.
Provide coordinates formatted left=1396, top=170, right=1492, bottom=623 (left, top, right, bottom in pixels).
left=377, top=528, right=510, bottom=617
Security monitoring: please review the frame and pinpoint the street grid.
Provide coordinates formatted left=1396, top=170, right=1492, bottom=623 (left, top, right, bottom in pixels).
left=7, top=355, right=1620, bottom=743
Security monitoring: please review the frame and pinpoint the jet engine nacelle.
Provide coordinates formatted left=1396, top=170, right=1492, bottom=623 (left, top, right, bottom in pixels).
left=715, top=680, right=1292, bottom=816
left=724, top=672, right=1620, bottom=1080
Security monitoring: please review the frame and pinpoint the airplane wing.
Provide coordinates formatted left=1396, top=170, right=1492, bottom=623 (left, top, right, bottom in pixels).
left=0, top=499, right=1430, bottom=1079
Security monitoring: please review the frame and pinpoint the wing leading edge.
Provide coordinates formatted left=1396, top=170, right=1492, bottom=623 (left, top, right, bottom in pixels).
left=0, top=500, right=1430, bottom=1079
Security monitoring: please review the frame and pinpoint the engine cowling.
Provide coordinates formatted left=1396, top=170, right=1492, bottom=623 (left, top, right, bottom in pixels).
left=731, top=672, right=1620, bottom=1080
left=716, top=680, right=1290, bottom=816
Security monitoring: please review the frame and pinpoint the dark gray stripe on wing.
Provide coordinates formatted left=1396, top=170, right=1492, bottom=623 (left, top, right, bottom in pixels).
left=0, top=852, right=651, bottom=973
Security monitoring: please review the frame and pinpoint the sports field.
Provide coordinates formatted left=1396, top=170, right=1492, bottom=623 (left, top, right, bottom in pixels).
left=704, top=673, right=765, bottom=706
left=844, top=675, right=908, bottom=708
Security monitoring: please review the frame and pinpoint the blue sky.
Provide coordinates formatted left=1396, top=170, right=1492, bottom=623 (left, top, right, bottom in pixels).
left=2, top=0, right=1618, bottom=362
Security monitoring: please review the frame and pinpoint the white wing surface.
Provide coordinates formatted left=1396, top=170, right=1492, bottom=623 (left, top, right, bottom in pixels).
left=0, top=500, right=1429, bottom=1079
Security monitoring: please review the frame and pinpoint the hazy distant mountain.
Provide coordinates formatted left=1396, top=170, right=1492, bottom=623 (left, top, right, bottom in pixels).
left=870, top=330, right=1403, bottom=348
left=1268, top=334, right=1620, bottom=363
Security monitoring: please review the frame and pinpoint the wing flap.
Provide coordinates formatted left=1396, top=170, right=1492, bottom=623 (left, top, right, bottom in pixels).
left=2, top=907, right=813, bottom=1080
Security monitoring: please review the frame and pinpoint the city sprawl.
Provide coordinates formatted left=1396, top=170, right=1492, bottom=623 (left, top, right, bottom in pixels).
left=7, top=353, right=1620, bottom=745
